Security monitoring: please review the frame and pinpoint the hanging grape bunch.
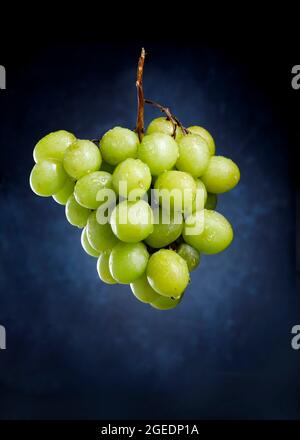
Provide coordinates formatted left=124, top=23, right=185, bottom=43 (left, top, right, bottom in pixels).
left=29, top=49, right=240, bottom=310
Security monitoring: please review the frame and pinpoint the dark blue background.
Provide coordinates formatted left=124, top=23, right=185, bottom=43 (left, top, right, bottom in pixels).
left=0, top=42, right=299, bottom=419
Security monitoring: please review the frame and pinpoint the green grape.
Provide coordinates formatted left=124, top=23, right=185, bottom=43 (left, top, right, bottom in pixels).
left=182, top=126, right=216, bottom=156
left=154, top=170, right=196, bottom=212
left=81, top=227, right=100, bottom=257
left=183, top=209, right=233, bottom=254
left=30, top=160, right=67, bottom=197
left=176, top=133, right=210, bottom=177
left=144, top=208, right=183, bottom=248
left=74, top=171, right=113, bottom=210
left=33, top=130, right=76, bottom=163
left=205, top=193, right=218, bottom=210
left=97, top=251, right=116, bottom=284
left=110, top=200, right=154, bottom=243
left=63, top=140, right=102, bottom=179
left=201, top=156, right=240, bottom=193
left=147, top=249, right=189, bottom=298
left=112, top=158, right=151, bottom=199
left=146, top=117, right=179, bottom=137
left=109, top=242, right=149, bottom=284
left=101, top=161, right=115, bottom=173
left=52, top=177, right=75, bottom=205
left=190, top=178, right=207, bottom=214
left=65, top=194, right=91, bottom=228
left=86, top=211, right=120, bottom=252
left=130, top=273, right=160, bottom=303
left=100, top=127, right=139, bottom=166
left=177, top=243, right=200, bottom=271
left=138, top=133, right=179, bottom=176
left=150, top=295, right=181, bottom=310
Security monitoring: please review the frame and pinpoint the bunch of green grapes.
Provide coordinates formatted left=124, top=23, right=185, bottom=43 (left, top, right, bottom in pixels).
left=30, top=118, right=240, bottom=311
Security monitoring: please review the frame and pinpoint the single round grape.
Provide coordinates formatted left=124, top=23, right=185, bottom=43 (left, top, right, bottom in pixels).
left=205, top=193, right=218, bottom=210
left=176, top=133, right=210, bottom=177
left=101, top=161, right=115, bottom=173
left=185, top=126, right=216, bottom=156
left=147, top=249, right=189, bottom=298
left=63, top=140, right=102, bottom=180
left=81, top=227, right=100, bottom=258
left=130, top=273, right=160, bottom=303
left=146, top=117, right=180, bottom=137
left=177, top=243, right=200, bottom=271
left=110, top=200, right=153, bottom=243
left=52, top=177, right=75, bottom=205
left=150, top=295, right=181, bottom=310
left=112, top=158, right=151, bottom=198
left=109, top=242, right=149, bottom=284
left=154, top=170, right=196, bottom=212
left=33, top=130, right=76, bottom=163
left=74, top=171, right=113, bottom=210
left=30, top=160, right=67, bottom=197
left=65, top=194, right=91, bottom=228
left=97, top=251, right=116, bottom=284
left=144, top=209, right=183, bottom=248
left=100, top=127, right=139, bottom=166
left=138, top=133, right=179, bottom=176
left=86, top=211, right=120, bottom=252
left=201, top=156, right=240, bottom=193
left=183, top=209, right=233, bottom=254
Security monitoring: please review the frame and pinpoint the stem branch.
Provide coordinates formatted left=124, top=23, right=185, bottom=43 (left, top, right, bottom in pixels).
left=144, top=99, right=188, bottom=137
left=135, top=48, right=146, bottom=141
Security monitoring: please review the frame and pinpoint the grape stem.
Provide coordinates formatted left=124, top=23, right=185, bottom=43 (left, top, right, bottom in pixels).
left=144, top=99, right=189, bottom=137
left=135, top=48, right=146, bottom=141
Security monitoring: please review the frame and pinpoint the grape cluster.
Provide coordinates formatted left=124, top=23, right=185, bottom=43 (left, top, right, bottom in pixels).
left=30, top=118, right=240, bottom=310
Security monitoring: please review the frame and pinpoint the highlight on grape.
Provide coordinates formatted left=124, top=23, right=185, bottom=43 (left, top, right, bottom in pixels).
left=29, top=48, right=240, bottom=310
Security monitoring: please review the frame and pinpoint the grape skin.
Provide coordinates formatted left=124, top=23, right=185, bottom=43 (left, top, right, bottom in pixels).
left=81, top=227, right=100, bottom=258
left=30, top=160, right=67, bottom=197
left=109, top=242, right=149, bottom=284
left=63, top=140, right=102, bottom=180
left=86, top=211, right=120, bottom=252
left=144, top=209, right=183, bottom=248
left=65, top=194, right=91, bottom=228
left=191, top=179, right=207, bottom=214
left=74, top=171, right=113, bottom=210
left=110, top=200, right=154, bottom=243
left=187, top=126, right=215, bottom=156
left=154, top=170, right=196, bottom=212
left=146, top=117, right=179, bottom=137
left=97, top=251, right=117, bottom=284
left=130, top=273, right=160, bottom=303
left=33, top=130, right=76, bottom=163
left=150, top=295, right=181, bottom=310
left=112, top=158, right=151, bottom=199
left=138, top=133, right=179, bottom=176
left=53, top=177, right=75, bottom=205
left=177, top=243, right=200, bottom=272
left=100, top=127, right=139, bottom=166
left=183, top=209, right=233, bottom=254
left=176, top=133, right=210, bottom=177
left=201, top=156, right=240, bottom=194
left=147, top=249, right=189, bottom=298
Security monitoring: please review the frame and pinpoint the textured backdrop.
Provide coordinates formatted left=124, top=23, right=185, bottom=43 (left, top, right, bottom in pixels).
left=0, top=42, right=298, bottom=419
